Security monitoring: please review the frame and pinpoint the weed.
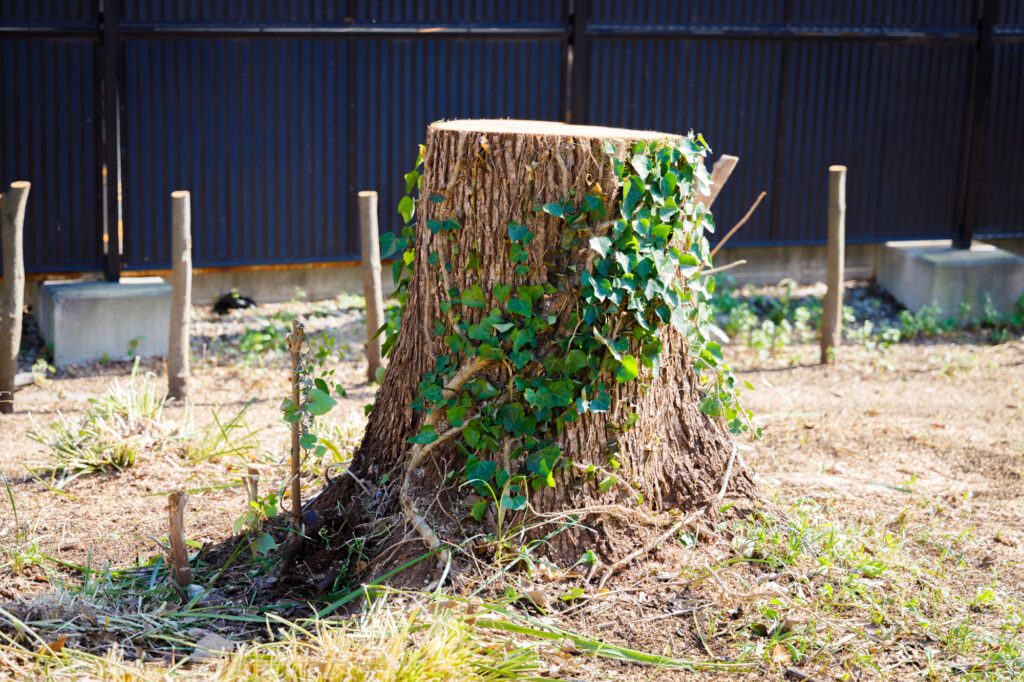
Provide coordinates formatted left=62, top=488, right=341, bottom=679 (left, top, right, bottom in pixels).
left=237, top=311, right=293, bottom=365
left=26, top=360, right=167, bottom=487
left=0, top=471, right=45, bottom=574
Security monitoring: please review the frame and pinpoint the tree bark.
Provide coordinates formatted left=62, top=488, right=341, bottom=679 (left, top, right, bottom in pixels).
left=0, top=181, right=31, bottom=415
left=307, top=121, right=756, bottom=572
left=167, top=191, right=192, bottom=400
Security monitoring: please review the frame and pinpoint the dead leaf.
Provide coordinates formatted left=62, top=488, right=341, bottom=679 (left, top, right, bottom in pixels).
left=559, top=638, right=583, bottom=655
left=994, top=534, right=1018, bottom=548
left=36, top=637, right=65, bottom=656
left=191, top=633, right=235, bottom=662
left=772, top=643, right=792, bottom=663
left=524, top=587, right=552, bottom=610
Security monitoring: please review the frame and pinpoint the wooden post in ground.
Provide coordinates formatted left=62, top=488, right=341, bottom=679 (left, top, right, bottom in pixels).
left=288, top=319, right=305, bottom=530
left=168, top=491, right=192, bottom=588
left=820, top=165, right=847, bottom=364
left=359, top=191, right=385, bottom=383
left=167, top=191, right=192, bottom=400
left=0, top=181, right=31, bottom=415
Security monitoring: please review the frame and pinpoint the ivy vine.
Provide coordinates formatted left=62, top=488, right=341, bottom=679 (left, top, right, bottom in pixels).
left=379, top=135, right=759, bottom=521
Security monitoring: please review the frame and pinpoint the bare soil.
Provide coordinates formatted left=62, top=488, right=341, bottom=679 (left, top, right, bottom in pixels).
left=2, top=301, right=1022, bottom=678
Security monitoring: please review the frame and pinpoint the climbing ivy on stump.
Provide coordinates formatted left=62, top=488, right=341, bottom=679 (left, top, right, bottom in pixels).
left=308, top=121, right=759, bottom=571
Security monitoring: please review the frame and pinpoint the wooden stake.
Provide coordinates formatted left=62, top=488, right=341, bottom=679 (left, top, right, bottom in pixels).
left=244, top=465, right=259, bottom=508
left=359, top=191, right=385, bottom=383
left=820, top=165, right=847, bottom=364
left=703, top=154, right=739, bottom=209
left=168, top=491, right=192, bottom=588
left=288, top=319, right=305, bottom=530
left=167, top=191, right=192, bottom=400
left=0, top=181, right=31, bottom=415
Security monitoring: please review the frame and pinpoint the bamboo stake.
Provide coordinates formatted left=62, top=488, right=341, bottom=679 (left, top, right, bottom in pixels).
left=820, top=165, right=847, bottom=364
left=359, top=191, right=385, bottom=383
left=167, top=191, right=192, bottom=400
left=0, top=182, right=30, bottom=415
left=288, top=319, right=305, bottom=530
left=168, top=491, right=192, bottom=588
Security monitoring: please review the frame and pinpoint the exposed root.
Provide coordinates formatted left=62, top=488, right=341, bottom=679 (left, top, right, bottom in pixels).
left=596, top=512, right=698, bottom=589
left=713, top=445, right=738, bottom=506
left=399, top=358, right=495, bottom=575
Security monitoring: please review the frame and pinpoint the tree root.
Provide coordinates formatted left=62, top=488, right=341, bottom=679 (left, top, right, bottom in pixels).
left=399, top=357, right=495, bottom=574
left=596, top=511, right=701, bottom=589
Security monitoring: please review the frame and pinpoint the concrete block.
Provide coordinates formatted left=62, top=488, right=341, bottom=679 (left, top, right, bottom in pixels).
left=712, top=244, right=878, bottom=286
left=36, top=278, right=171, bottom=367
left=876, top=240, right=1024, bottom=320
left=181, top=264, right=395, bottom=306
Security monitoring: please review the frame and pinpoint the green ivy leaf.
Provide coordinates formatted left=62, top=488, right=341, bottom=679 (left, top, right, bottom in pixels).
left=500, top=492, right=527, bottom=510
left=380, top=232, right=406, bottom=259
left=398, top=195, right=415, bottom=224
left=471, top=498, right=487, bottom=522
left=526, top=445, right=561, bottom=488
left=494, top=284, right=511, bottom=304
left=299, top=433, right=318, bottom=449
left=541, top=202, right=565, bottom=218
left=564, top=349, right=588, bottom=374
left=508, top=298, right=532, bottom=318
left=465, top=458, right=497, bottom=495
left=589, top=235, right=612, bottom=258
left=631, top=154, right=651, bottom=181
left=462, top=284, right=486, bottom=309
left=305, top=388, right=337, bottom=416
left=408, top=425, right=439, bottom=445
left=615, top=355, right=639, bottom=383
left=253, top=532, right=277, bottom=556
left=507, top=223, right=533, bottom=244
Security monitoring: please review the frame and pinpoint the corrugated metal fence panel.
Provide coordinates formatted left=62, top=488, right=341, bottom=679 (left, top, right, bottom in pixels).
left=996, top=0, right=1024, bottom=31
left=789, top=0, right=973, bottom=29
left=776, top=42, right=972, bottom=244
left=352, top=0, right=565, bottom=24
left=0, top=37, right=102, bottom=273
left=353, top=37, right=566, bottom=239
left=121, top=38, right=350, bottom=269
left=589, top=0, right=786, bottom=27
left=121, top=1, right=348, bottom=24
left=976, top=42, right=1024, bottom=239
left=585, top=38, right=780, bottom=245
left=0, top=0, right=96, bottom=24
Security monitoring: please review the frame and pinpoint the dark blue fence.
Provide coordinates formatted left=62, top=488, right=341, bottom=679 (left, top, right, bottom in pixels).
left=0, top=2, right=103, bottom=274
left=1, top=0, right=1022, bottom=276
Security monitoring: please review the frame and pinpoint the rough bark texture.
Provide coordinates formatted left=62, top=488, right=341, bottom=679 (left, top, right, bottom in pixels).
left=307, top=121, right=756, bottom=569
left=0, top=182, right=31, bottom=415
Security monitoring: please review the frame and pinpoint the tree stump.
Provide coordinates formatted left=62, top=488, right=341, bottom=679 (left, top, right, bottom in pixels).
left=307, top=120, right=757, bottom=579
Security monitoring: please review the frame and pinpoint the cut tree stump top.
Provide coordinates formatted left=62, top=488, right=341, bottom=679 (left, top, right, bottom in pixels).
left=433, top=119, right=680, bottom=142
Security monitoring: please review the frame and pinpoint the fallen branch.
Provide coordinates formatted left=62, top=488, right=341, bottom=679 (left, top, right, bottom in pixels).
left=702, top=259, right=747, bottom=277
left=709, top=190, right=767, bottom=259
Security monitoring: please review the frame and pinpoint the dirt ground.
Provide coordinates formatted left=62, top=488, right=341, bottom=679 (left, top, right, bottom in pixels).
left=1, top=302, right=1022, bottom=678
